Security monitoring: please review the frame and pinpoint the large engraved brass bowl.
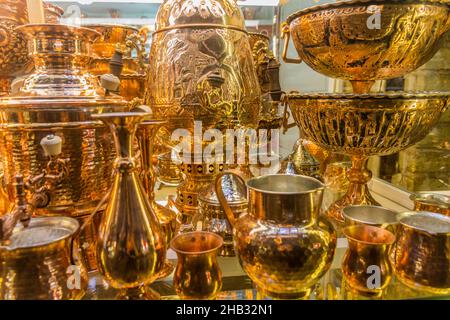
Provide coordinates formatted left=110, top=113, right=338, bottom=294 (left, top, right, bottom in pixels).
left=282, top=0, right=450, bottom=93
left=288, top=92, right=449, bottom=226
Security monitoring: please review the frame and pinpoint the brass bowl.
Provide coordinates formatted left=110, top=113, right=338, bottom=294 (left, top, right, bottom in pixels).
left=288, top=92, right=449, bottom=156
left=282, top=0, right=450, bottom=93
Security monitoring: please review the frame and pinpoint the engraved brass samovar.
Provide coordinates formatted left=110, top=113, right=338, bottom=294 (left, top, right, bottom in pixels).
left=145, top=0, right=262, bottom=219
left=88, top=24, right=148, bottom=101
left=0, top=24, right=127, bottom=271
left=282, top=0, right=450, bottom=228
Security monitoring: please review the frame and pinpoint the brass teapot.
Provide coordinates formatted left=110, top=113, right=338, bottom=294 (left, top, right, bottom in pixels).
left=216, top=173, right=336, bottom=299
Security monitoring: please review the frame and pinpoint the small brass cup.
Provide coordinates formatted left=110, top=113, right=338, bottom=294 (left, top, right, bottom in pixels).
left=343, top=205, right=400, bottom=234
left=171, top=231, right=223, bottom=300
left=411, top=193, right=450, bottom=217
left=342, top=225, right=396, bottom=296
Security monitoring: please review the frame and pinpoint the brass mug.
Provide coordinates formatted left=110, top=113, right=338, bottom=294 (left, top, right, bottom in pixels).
left=392, top=211, right=450, bottom=295
left=171, top=231, right=223, bottom=300
left=342, top=225, right=396, bottom=296
left=411, top=193, right=450, bottom=217
left=343, top=205, right=400, bottom=234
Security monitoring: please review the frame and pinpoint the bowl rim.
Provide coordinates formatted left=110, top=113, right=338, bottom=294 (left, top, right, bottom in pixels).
left=286, top=0, right=450, bottom=25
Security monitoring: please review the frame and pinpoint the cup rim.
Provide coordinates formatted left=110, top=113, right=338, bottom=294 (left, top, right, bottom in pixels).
left=246, top=174, right=325, bottom=195
left=343, top=225, right=396, bottom=246
left=170, top=231, right=223, bottom=256
left=343, top=205, right=399, bottom=226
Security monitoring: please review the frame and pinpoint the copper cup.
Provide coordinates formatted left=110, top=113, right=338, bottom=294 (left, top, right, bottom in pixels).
left=171, top=231, right=223, bottom=300
left=342, top=225, right=396, bottom=296
left=411, top=193, right=450, bottom=217
left=343, top=205, right=400, bottom=234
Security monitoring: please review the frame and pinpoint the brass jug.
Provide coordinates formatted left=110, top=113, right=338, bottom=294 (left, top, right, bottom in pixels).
left=93, top=112, right=166, bottom=300
left=216, top=173, right=336, bottom=299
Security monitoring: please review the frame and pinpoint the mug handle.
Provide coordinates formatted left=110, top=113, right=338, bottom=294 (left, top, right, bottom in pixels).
left=281, top=23, right=302, bottom=64
left=215, top=172, right=247, bottom=227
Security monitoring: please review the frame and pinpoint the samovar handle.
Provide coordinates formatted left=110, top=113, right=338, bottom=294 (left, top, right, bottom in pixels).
left=281, top=23, right=302, bottom=64
left=215, top=172, right=247, bottom=227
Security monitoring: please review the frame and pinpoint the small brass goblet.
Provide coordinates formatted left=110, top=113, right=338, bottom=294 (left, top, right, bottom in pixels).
left=171, top=231, right=223, bottom=300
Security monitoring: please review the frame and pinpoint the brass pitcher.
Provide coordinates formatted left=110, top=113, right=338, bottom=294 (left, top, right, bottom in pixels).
left=216, top=173, right=336, bottom=299
left=392, top=211, right=450, bottom=295
left=342, top=225, right=396, bottom=297
left=92, top=112, right=166, bottom=300
left=171, top=231, right=223, bottom=300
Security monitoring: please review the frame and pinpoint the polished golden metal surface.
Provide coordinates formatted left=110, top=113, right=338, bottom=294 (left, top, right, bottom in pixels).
left=171, top=231, right=223, bottom=300
left=43, top=2, right=64, bottom=24
left=282, top=0, right=450, bottom=93
left=93, top=112, right=166, bottom=299
left=343, top=205, right=400, bottom=234
left=342, top=225, right=396, bottom=296
left=155, top=152, right=183, bottom=187
left=0, top=0, right=31, bottom=96
left=0, top=24, right=126, bottom=219
left=411, top=193, right=450, bottom=216
left=392, top=211, right=450, bottom=294
left=0, top=216, right=88, bottom=300
left=199, top=173, right=247, bottom=257
left=137, top=120, right=178, bottom=279
left=216, top=173, right=336, bottom=299
left=88, top=24, right=148, bottom=100
left=288, top=92, right=449, bottom=225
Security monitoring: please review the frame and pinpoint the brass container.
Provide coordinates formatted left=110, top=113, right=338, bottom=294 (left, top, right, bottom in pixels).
left=0, top=0, right=30, bottom=96
left=282, top=0, right=450, bottom=93
left=43, top=2, right=64, bottom=24
left=93, top=112, right=166, bottom=300
left=288, top=92, right=449, bottom=226
left=411, top=193, right=450, bottom=216
left=171, top=231, right=223, bottom=300
left=342, top=225, right=396, bottom=296
left=343, top=205, right=400, bottom=234
left=199, top=173, right=247, bottom=257
left=0, top=24, right=126, bottom=217
left=88, top=24, right=147, bottom=101
left=0, top=216, right=88, bottom=300
left=145, top=0, right=261, bottom=138
left=216, top=173, right=336, bottom=299
left=392, top=211, right=450, bottom=294
left=155, top=152, right=182, bottom=187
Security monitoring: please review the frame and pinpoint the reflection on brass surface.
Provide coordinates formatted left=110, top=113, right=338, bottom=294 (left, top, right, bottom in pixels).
left=155, top=152, right=182, bottom=187
left=0, top=0, right=30, bottom=96
left=288, top=92, right=449, bottom=226
left=93, top=112, right=166, bottom=299
left=392, top=211, right=450, bottom=294
left=75, top=212, right=102, bottom=272
left=0, top=216, right=88, bottom=299
left=199, top=173, right=247, bottom=257
left=282, top=0, right=450, bottom=93
left=171, top=231, right=223, bottom=300
left=43, top=2, right=64, bottom=24
left=411, top=193, right=450, bottom=216
left=216, top=174, right=336, bottom=299
left=137, top=121, right=178, bottom=279
left=88, top=24, right=148, bottom=100
left=343, top=205, right=400, bottom=234
left=0, top=24, right=126, bottom=218
left=342, top=225, right=395, bottom=296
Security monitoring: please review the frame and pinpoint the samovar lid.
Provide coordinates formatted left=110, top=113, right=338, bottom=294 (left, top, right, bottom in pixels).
left=154, top=0, right=246, bottom=33
left=199, top=173, right=247, bottom=206
left=1, top=217, right=79, bottom=251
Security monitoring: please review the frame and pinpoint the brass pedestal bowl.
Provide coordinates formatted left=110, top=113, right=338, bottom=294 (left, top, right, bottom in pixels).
left=282, top=0, right=450, bottom=93
left=288, top=92, right=449, bottom=226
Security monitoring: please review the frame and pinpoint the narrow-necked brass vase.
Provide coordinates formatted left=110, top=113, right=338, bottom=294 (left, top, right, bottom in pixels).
left=216, top=174, right=336, bottom=299
left=171, top=231, right=223, bottom=300
left=92, top=112, right=166, bottom=300
left=136, top=119, right=178, bottom=279
left=392, top=211, right=450, bottom=294
left=342, top=225, right=396, bottom=297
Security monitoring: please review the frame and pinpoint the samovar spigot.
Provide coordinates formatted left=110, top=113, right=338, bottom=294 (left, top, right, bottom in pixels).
left=0, top=175, right=30, bottom=243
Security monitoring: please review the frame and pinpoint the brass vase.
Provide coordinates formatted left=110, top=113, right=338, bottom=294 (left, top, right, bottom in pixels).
left=342, top=225, right=396, bottom=297
left=136, top=120, right=178, bottom=279
left=216, top=173, right=336, bottom=299
left=93, top=112, right=166, bottom=300
left=171, top=231, right=223, bottom=300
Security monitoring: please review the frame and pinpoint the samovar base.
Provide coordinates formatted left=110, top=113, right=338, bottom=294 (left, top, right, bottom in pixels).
left=117, top=285, right=161, bottom=300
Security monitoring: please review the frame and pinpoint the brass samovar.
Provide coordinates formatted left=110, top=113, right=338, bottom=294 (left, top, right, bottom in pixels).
left=0, top=24, right=127, bottom=270
left=145, top=0, right=262, bottom=220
